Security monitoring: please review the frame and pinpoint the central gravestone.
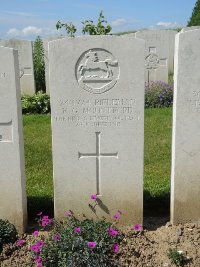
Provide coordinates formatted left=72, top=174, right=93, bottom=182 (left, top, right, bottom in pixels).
left=49, top=36, right=144, bottom=224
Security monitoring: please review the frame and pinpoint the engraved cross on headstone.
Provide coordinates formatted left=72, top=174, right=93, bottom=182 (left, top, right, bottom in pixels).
left=145, top=47, right=167, bottom=83
left=78, top=132, right=118, bottom=195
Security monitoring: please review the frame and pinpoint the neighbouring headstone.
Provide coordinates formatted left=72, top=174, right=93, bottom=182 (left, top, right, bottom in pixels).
left=171, top=29, right=200, bottom=224
left=0, top=39, right=35, bottom=95
left=181, top=26, right=200, bottom=32
left=49, top=36, right=144, bottom=224
left=43, top=36, right=66, bottom=95
left=0, top=46, right=27, bottom=232
left=135, top=30, right=176, bottom=82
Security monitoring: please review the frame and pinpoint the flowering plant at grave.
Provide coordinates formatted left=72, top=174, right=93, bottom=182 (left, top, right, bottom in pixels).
left=145, top=81, right=173, bottom=108
left=26, top=196, right=124, bottom=267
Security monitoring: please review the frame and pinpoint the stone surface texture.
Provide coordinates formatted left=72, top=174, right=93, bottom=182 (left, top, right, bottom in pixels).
left=49, top=36, right=144, bottom=224
left=0, top=39, right=35, bottom=95
left=171, top=29, right=200, bottom=224
left=135, top=29, right=176, bottom=81
left=43, top=36, right=66, bottom=95
left=0, top=46, right=27, bottom=232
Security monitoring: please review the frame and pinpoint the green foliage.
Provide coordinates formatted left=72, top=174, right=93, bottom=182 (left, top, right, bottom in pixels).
left=188, top=0, right=200, bottom=26
left=167, top=248, right=185, bottom=266
left=56, top=11, right=111, bottom=36
left=145, top=81, right=173, bottom=108
left=33, top=36, right=46, bottom=92
left=0, top=219, right=17, bottom=252
left=21, top=91, right=50, bottom=114
left=37, top=217, right=122, bottom=267
left=56, top=21, right=77, bottom=37
left=82, top=11, right=112, bottom=35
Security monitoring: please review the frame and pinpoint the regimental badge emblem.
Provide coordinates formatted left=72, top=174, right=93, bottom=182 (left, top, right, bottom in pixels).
left=145, top=52, right=159, bottom=69
left=76, top=48, right=120, bottom=94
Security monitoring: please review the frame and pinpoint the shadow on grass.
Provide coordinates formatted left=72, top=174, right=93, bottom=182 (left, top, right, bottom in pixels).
left=27, top=196, right=54, bottom=222
left=144, top=190, right=170, bottom=217
left=144, top=190, right=170, bottom=230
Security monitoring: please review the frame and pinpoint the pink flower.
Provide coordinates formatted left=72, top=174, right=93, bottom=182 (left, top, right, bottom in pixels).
left=53, top=234, right=60, bottom=241
left=41, top=215, right=52, bottom=227
left=118, top=210, right=123, bottom=215
left=17, top=239, right=24, bottom=246
left=34, top=256, right=43, bottom=263
left=74, top=227, right=81, bottom=234
left=87, top=241, right=97, bottom=249
left=33, top=230, right=39, bottom=237
left=112, top=243, right=120, bottom=253
left=113, top=213, right=120, bottom=220
left=108, top=227, right=119, bottom=237
left=64, top=210, right=73, bottom=217
left=36, top=240, right=44, bottom=248
left=30, top=244, right=41, bottom=254
left=90, top=194, right=97, bottom=201
left=37, top=265, right=43, bottom=267
left=37, top=212, right=42, bottom=216
left=133, top=224, right=142, bottom=232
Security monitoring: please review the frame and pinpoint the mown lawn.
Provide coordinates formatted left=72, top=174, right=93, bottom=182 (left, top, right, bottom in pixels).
left=23, top=108, right=172, bottom=219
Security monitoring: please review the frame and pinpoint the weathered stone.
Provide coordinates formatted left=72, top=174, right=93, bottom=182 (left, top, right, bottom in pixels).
left=171, top=29, right=200, bottom=224
left=49, top=36, right=144, bottom=224
left=0, top=39, right=35, bottom=95
left=0, top=46, right=27, bottom=233
left=135, top=29, right=176, bottom=81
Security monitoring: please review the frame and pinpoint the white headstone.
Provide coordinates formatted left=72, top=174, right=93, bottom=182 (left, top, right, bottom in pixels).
left=49, top=36, right=144, bottom=224
left=0, top=46, right=27, bottom=232
left=181, top=26, right=200, bottom=32
left=171, top=29, right=200, bottom=224
left=135, top=30, right=176, bottom=82
left=43, top=36, right=66, bottom=95
left=0, top=39, right=35, bottom=95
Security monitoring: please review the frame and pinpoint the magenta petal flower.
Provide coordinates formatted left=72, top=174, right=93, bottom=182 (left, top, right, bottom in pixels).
left=133, top=224, right=142, bottom=231
left=113, top=213, right=120, bottom=220
left=74, top=227, right=81, bottom=234
left=36, top=240, right=44, bottom=248
left=87, top=241, right=97, bottom=249
left=17, top=239, right=24, bottom=246
left=108, top=227, right=119, bottom=237
left=112, top=243, right=120, bottom=253
left=64, top=210, right=73, bottom=217
left=53, top=234, right=60, bottom=241
left=37, top=265, right=43, bottom=267
left=30, top=244, right=40, bottom=253
left=34, top=256, right=43, bottom=263
left=90, top=194, right=97, bottom=200
left=33, top=230, right=39, bottom=237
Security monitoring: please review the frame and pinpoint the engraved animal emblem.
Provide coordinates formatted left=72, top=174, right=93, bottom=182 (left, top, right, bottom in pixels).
left=78, top=50, right=118, bottom=80
left=145, top=52, right=159, bottom=69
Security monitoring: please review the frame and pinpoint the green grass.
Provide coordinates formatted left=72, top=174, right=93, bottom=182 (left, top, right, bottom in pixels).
left=23, top=108, right=172, bottom=218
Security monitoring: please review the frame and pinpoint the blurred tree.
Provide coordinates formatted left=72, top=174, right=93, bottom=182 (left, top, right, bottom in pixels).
left=188, top=0, right=200, bottom=26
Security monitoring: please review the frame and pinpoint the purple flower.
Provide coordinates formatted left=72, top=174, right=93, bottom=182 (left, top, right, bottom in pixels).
left=90, top=194, right=97, bottom=201
left=30, top=244, right=41, bottom=254
left=133, top=224, right=142, bottom=232
left=37, top=265, right=43, bottom=267
left=87, top=241, right=97, bottom=249
left=17, top=239, right=24, bottom=246
left=33, top=230, right=39, bottom=237
left=113, top=213, right=120, bottom=220
left=53, top=234, right=60, bottom=241
left=64, top=210, right=73, bottom=217
left=41, top=215, right=52, bottom=227
left=108, top=227, right=119, bottom=237
left=112, top=243, right=120, bottom=253
left=74, top=227, right=81, bottom=234
left=34, top=256, right=43, bottom=263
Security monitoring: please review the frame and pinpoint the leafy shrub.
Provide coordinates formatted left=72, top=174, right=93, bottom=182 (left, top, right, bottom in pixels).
left=33, top=36, right=46, bottom=92
left=187, top=0, right=200, bottom=26
left=29, top=210, right=124, bottom=267
left=145, top=81, right=173, bottom=108
left=167, top=248, right=185, bottom=266
left=21, top=91, right=50, bottom=114
left=0, top=219, right=17, bottom=252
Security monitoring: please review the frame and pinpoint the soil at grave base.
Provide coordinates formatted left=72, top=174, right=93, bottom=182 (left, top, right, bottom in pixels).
left=1, top=217, right=200, bottom=267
